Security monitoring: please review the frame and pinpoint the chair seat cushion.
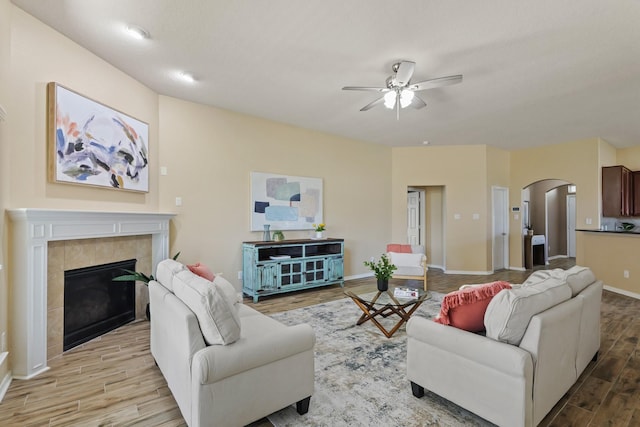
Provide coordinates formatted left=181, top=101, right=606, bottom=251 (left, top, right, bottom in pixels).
left=434, top=281, right=512, bottom=332
left=395, top=266, right=425, bottom=276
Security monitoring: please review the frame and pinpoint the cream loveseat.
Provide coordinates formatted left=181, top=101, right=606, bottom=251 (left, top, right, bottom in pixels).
left=149, top=259, right=315, bottom=427
left=407, top=266, right=602, bottom=427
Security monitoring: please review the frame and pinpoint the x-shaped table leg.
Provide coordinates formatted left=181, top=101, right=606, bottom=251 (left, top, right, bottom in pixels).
left=348, top=291, right=426, bottom=338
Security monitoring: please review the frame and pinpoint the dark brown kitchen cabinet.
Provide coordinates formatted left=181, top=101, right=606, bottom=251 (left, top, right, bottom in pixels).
left=633, top=171, right=640, bottom=216
left=602, top=165, right=633, bottom=217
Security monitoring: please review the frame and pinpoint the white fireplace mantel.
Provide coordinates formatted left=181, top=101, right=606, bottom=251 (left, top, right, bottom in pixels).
left=7, top=208, right=176, bottom=379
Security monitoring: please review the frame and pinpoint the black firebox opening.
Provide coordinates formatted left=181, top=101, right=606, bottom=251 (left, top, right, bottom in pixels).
left=63, top=259, right=136, bottom=351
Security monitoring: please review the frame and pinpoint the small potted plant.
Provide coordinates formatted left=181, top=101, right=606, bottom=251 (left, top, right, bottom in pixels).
left=364, top=254, right=397, bottom=291
left=273, top=230, right=285, bottom=241
left=113, top=252, right=180, bottom=320
left=312, top=223, right=326, bottom=239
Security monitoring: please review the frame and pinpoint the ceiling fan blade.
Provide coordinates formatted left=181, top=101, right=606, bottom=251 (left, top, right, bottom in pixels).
left=409, top=74, right=463, bottom=91
left=360, top=96, right=385, bottom=111
left=395, top=61, right=415, bottom=86
left=410, top=94, right=427, bottom=109
left=342, top=86, right=389, bottom=92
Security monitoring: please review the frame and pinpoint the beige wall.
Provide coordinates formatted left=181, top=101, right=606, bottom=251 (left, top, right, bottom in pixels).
left=0, top=0, right=11, bottom=386
left=158, top=96, right=392, bottom=284
left=8, top=7, right=159, bottom=211
left=616, top=146, right=640, bottom=170
left=391, top=145, right=492, bottom=273
left=509, top=138, right=603, bottom=268
left=2, top=6, right=161, bottom=378
left=579, top=232, right=640, bottom=296
left=425, top=187, right=444, bottom=268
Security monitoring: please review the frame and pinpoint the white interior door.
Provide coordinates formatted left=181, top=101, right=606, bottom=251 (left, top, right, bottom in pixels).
left=492, top=187, right=509, bottom=270
left=567, top=194, right=576, bottom=257
left=407, top=191, right=420, bottom=245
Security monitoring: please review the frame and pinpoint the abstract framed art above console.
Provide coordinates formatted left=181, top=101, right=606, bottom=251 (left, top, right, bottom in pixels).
left=47, top=82, right=150, bottom=192
left=251, top=172, right=323, bottom=231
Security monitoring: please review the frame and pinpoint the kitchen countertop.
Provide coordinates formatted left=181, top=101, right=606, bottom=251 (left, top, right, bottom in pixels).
left=576, top=229, right=640, bottom=235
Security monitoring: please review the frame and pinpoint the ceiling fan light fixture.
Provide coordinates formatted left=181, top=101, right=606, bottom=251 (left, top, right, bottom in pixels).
left=383, top=91, right=396, bottom=109
left=400, top=90, right=414, bottom=108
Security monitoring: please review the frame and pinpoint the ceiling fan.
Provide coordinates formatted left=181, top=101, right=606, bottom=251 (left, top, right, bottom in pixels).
left=342, top=60, right=463, bottom=119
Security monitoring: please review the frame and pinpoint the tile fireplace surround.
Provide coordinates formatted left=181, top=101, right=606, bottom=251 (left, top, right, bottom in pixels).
left=7, top=209, right=175, bottom=379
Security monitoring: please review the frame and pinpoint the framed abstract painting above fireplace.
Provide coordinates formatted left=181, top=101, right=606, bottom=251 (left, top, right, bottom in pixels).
left=47, top=82, right=150, bottom=192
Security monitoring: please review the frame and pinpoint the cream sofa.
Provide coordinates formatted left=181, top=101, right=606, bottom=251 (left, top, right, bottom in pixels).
left=149, top=259, right=315, bottom=427
left=407, top=266, right=602, bottom=427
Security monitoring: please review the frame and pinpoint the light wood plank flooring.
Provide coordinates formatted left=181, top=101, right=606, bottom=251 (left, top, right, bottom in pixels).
left=1, top=259, right=639, bottom=426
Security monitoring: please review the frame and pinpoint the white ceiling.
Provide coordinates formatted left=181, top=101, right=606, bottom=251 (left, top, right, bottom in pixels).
left=11, top=0, right=640, bottom=150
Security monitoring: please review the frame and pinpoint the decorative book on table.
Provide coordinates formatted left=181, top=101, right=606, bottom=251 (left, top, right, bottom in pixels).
left=394, top=287, right=419, bottom=298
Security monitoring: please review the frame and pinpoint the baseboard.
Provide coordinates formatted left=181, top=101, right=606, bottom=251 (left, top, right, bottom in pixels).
left=345, top=272, right=373, bottom=281
left=603, top=285, right=640, bottom=300
left=548, top=255, right=569, bottom=261
left=427, top=264, right=444, bottom=271
left=509, top=266, right=527, bottom=271
left=0, top=352, right=11, bottom=403
left=444, top=270, right=493, bottom=275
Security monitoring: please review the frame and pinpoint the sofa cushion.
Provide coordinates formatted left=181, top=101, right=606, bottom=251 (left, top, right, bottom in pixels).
left=155, top=259, right=187, bottom=293
left=435, top=281, right=511, bottom=332
left=484, top=277, right=571, bottom=345
left=562, top=266, right=596, bottom=297
left=173, top=270, right=241, bottom=345
left=187, top=262, right=215, bottom=281
left=212, top=274, right=243, bottom=304
left=521, top=269, right=562, bottom=287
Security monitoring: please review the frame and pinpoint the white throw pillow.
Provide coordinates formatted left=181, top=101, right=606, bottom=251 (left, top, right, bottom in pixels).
left=388, top=252, right=424, bottom=266
left=155, top=259, right=187, bottom=293
left=173, top=270, right=241, bottom=345
left=562, top=266, right=596, bottom=297
left=484, top=277, right=571, bottom=345
left=521, top=269, right=563, bottom=287
left=212, top=274, right=243, bottom=304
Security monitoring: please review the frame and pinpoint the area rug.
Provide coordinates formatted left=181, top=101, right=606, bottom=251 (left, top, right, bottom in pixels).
left=267, top=291, right=494, bottom=427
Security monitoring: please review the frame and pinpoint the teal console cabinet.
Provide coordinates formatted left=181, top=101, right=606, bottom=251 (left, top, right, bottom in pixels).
left=242, top=238, right=344, bottom=302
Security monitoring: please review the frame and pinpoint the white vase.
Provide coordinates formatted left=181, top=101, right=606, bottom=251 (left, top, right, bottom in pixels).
left=315, top=231, right=324, bottom=239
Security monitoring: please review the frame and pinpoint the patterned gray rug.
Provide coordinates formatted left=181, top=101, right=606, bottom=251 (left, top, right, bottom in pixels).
left=267, top=291, right=494, bottom=427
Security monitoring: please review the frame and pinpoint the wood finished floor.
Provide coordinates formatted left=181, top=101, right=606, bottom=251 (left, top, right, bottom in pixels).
left=2, top=258, right=639, bottom=427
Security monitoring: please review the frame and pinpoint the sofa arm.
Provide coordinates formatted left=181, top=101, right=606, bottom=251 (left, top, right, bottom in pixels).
left=407, top=316, right=534, bottom=427
left=407, top=316, right=532, bottom=377
left=193, top=323, right=315, bottom=384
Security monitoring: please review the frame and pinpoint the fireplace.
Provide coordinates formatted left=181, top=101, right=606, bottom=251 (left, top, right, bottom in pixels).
left=63, top=259, right=136, bottom=351
left=8, top=209, right=175, bottom=379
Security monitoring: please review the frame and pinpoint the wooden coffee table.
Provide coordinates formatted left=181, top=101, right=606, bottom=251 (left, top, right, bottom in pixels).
left=345, top=286, right=430, bottom=338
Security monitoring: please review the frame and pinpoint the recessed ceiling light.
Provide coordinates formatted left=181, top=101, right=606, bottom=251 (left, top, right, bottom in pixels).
left=422, top=140, right=430, bottom=145
left=125, top=25, right=150, bottom=40
left=177, top=72, right=196, bottom=83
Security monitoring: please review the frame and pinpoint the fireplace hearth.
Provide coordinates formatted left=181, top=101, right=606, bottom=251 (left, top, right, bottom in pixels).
left=64, top=259, right=136, bottom=351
